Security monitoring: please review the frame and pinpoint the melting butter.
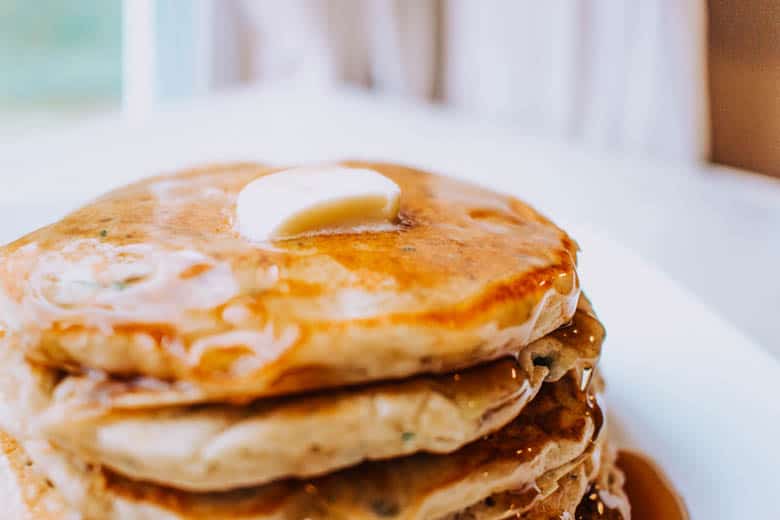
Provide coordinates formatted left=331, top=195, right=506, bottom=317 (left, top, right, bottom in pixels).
left=236, top=166, right=401, bottom=242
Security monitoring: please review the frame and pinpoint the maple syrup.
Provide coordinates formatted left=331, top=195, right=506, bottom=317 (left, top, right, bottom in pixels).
left=617, top=450, right=688, bottom=520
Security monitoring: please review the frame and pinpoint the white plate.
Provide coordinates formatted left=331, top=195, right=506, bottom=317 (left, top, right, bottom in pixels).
left=2, top=86, right=779, bottom=518
left=571, top=223, right=780, bottom=519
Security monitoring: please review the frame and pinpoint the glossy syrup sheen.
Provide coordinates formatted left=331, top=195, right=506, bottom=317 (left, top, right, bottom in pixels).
left=617, top=451, right=689, bottom=520
left=99, top=374, right=600, bottom=518
left=45, top=295, right=602, bottom=414
left=0, top=161, right=580, bottom=399
left=3, top=162, right=577, bottom=321
left=575, top=451, right=688, bottom=520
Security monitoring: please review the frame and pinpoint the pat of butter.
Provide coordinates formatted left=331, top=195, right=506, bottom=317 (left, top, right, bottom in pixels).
left=236, top=166, right=401, bottom=241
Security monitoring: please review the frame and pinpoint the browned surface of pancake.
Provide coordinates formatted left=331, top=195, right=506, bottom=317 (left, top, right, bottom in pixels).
left=1, top=431, right=625, bottom=520
left=105, top=376, right=599, bottom=519
left=40, top=359, right=549, bottom=491
left=0, top=162, right=579, bottom=401
left=572, top=446, right=631, bottom=520
left=0, top=297, right=603, bottom=492
left=0, top=431, right=75, bottom=519
left=3, top=375, right=602, bottom=519
left=37, top=296, right=602, bottom=411
left=445, top=436, right=629, bottom=520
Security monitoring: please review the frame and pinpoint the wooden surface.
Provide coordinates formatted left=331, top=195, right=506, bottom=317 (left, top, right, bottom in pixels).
left=708, top=0, right=780, bottom=178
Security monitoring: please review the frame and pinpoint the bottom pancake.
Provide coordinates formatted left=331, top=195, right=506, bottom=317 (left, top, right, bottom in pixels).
left=1, top=375, right=603, bottom=519
left=452, top=435, right=630, bottom=520
left=0, top=431, right=628, bottom=520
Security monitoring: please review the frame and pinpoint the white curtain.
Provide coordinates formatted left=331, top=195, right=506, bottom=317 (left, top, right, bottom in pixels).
left=218, top=0, right=708, bottom=162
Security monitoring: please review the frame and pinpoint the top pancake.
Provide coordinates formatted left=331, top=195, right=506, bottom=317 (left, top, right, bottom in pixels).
left=0, top=162, right=579, bottom=399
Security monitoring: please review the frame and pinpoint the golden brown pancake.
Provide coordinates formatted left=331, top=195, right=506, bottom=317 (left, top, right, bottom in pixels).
left=0, top=375, right=604, bottom=519
left=0, top=431, right=76, bottom=520
left=39, top=361, right=550, bottom=492
left=452, top=433, right=630, bottom=520
left=0, top=298, right=602, bottom=491
left=0, top=162, right=579, bottom=401
left=0, top=430, right=624, bottom=520
left=1, top=348, right=546, bottom=491
left=0, top=161, right=632, bottom=520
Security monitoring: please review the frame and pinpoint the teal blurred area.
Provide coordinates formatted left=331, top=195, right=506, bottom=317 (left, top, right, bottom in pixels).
left=0, top=0, right=121, bottom=106
left=155, top=0, right=196, bottom=101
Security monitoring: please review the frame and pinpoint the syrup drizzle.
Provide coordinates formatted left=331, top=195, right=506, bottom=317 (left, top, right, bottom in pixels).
left=618, top=450, right=688, bottom=520
left=573, top=450, right=687, bottom=519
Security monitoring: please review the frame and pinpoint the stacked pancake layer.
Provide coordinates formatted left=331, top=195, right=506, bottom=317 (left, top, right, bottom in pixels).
left=0, top=162, right=630, bottom=519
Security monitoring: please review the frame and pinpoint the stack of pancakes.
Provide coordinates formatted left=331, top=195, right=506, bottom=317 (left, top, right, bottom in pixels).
left=0, top=162, right=630, bottom=519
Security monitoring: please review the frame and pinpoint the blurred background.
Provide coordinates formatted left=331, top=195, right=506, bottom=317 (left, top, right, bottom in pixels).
left=2, top=0, right=779, bottom=175
left=0, top=1, right=778, bottom=349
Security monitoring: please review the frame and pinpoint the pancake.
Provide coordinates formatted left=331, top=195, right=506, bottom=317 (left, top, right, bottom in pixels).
left=0, top=431, right=77, bottom=520
left=0, top=432, right=622, bottom=520
left=453, top=434, right=630, bottom=520
left=0, top=298, right=602, bottom=491
left=39, top=360, right=549, bottom=492
left=573, top=462, right=631, bottom=520
left=0, top=374, right=603, bottom=519
left=0, top=162, right=579, bottom=401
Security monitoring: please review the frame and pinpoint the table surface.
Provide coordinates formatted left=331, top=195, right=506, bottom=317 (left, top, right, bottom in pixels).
left=1, top=84, right=780, bottom=519
left=1, top=84, right=779, bottom=355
